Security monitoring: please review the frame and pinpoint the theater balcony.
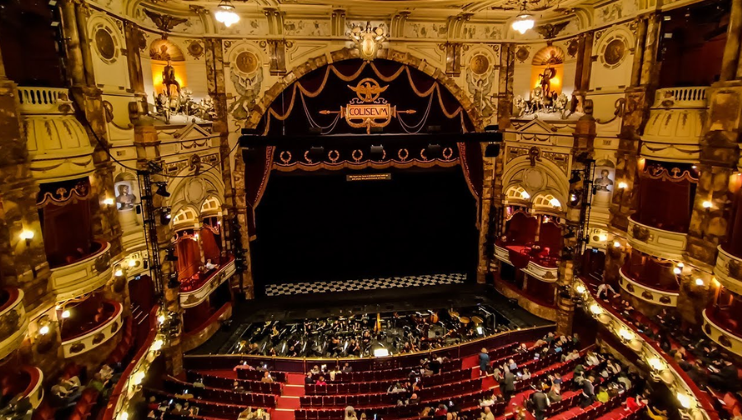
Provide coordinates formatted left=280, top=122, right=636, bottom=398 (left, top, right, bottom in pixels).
left=179, top=255, right=236, bottom=309
left=716, top=190, right=742, bottom=295
left=703, top=287, right=742, bottom=358
left=0, top=288, right=28, bottom=360
left=17, top=86, right=96, bottom=182
left=59, top=297, right=123, bottom=358
left=641, top=87, right=707, bottom=162
left=0, top=366, right=45, bottom=411
left=618, top=249, right=680, bottom=307
left=627, top=216, right=688, bottom=261
left=50, top=240, right=113, bottom=301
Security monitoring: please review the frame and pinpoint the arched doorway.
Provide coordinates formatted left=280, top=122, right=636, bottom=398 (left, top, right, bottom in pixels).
left=241, top=58, right=486, bottom=296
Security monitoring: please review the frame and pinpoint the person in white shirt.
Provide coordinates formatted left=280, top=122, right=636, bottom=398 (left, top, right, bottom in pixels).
left=597, top=283, right=618, bottom=300
left=205, top=259, right=218, bottom=270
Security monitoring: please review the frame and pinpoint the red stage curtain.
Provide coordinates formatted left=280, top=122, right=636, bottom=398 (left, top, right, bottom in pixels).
left=637, top=177, right=692, bottom=233
left=724, top=189, right=742, bottom=258
left=244, top=146, right=275, bottom=237
left=41, top=199, right=92, bottom=267
left=128, top=275, right=155, bottom=315
left=506, top=213, right=538, bottom=245
left=538, top=222, right=562, bottom=257
left=176, top=238, right=201, bottom=281
left=458, top=143, right=483, bottom=227
left=200, top=228, right=221, bottom=263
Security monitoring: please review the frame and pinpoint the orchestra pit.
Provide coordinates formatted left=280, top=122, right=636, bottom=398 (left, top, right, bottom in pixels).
left=2, top=0, right=742, bottom=420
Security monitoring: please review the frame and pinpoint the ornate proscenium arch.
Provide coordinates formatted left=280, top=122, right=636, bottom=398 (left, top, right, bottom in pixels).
left=245, top=48, right=484, bottom=132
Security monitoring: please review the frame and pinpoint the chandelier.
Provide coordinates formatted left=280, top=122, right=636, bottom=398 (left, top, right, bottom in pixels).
left=215, top=0, right=240, bottom=27
left=511, top=1, right=535, bottom=35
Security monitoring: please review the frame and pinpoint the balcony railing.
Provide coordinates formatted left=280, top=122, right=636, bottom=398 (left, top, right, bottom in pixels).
left=17, top=86, right=72, bottom=114
left=180, top=256, right=236, bottom=309
left=703, top=308, right=742, bottom=358
left=574, top=278, right=718, bottom=420
left=50, top=240, right=113, bottom=301
left=627, top=216, right=687, bottom=261
left=494, top=241, right=558, bottom=283
left=619, top=267, right=679, bottom=307
left=60, top=300, right=123, bottom=358
left=0, top=288, right=28, bottom=360
left=652, top=87, right=708, bottom=108
left=714, top=245, right=742, bottom=296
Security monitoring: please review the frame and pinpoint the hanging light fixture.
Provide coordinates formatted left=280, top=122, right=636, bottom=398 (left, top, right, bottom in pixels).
left=512, top=1, right=535, bottom=35
left=215, top=0, right=240, bottom=27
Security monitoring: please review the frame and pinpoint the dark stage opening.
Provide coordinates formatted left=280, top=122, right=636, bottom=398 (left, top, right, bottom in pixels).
left=252, top=167, right=478, bottom=292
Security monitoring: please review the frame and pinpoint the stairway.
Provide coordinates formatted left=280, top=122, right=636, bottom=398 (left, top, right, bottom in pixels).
left=273, top=374, right=306, bottom=420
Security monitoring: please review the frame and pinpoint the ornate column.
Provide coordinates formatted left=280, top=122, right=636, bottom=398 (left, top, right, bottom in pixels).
left=721, top=0, right=742, bottom=82
left=0, top=44, right=53, bottom=313
left=204, top=38, right=249, bottom=296
left=59, top=0, right=122, bottom=257
left=497, top=43, right=515, bottom=130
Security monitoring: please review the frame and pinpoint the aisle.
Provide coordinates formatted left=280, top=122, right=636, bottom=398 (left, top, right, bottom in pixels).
left=273, top=378, right=304, bottom=420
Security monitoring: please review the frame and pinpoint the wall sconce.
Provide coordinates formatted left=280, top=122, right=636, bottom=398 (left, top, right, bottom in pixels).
left=618, top=327, right=634, bottom=341
left=103, top=197, right=114, bottom=206
left=637, top=158, right=646, bottom=172
left=702, top=200, right=713, bottom=210
left=598, top=233, right=608, bottom=242
left=114, top=268, right=124, bottom=277
left=20, top=230, right=34, bottom=246
left=521, top=191, right=530, bottom=200
left=575, top=284, right=586, bottom=295
left=61, top=310, right=71, bottom=319
left=152, top=339, right=164, bottom=351
left=676, top=391, right=693, bottom=410
left=694, top=278, right=704, bottom=286
left=128, top=259, right=136, bottom=268
left=131, top=370, right=145, bottom=386
left=39, top=325, right=50, bottom=335
left=613, top=241, right=622, bottom=248
left=617, top=181, right=628, bottom=190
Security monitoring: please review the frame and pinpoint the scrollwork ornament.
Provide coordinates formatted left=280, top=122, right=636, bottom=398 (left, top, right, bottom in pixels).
left=328, top=150, right=340, bottom=163
left=279, top=151, right=292, bottom=164
left=398, top=149, right=409, bottom=161
left=351, top=149, right=363, bottom=162
left=303, top=151, right=313, bottom=163
left=442, top=147, right=453, bottom=160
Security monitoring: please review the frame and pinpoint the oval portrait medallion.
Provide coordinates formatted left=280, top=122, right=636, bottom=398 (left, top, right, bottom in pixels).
left=469, top=54, right=490, bottom=75
left=235, top=51, right=259, bottom=74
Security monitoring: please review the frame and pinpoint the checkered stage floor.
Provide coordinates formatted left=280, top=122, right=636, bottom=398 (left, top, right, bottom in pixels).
left=264, top=273, right=467, bottom=297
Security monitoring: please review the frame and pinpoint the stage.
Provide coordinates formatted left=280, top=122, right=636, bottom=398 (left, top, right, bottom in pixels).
left=189, top=283, right=552, bottom=355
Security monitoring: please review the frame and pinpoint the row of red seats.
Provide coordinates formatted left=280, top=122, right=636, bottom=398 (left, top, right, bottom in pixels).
left=146, top=388, right=253, bottom=418
left=164, top=377, right=276, bottom=408
left=234, top=369, right=287, bottom=383
left=185, top=370, right=282, bottom=395
left=309, top=360, right=461, bottom=384
left=300, top=377, right=482, bottom=408
left=296, top=388, right=488, bottom=420
left=68, top=388, right=99, bottom=420
left=305, top=368, right=473, bottom=396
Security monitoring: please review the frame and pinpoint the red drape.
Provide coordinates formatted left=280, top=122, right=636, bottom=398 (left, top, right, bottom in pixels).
left=128, top=275, right=155, bottom=315
left=724, top=189, right=742, bottom=258
left=200, top=228, right=221, bottom=263
left=637, top=177, right=692, bottom=233
left=539, top=222, right=562, bottom=257
left=457, top=143, right=483, bottom=228
left=506, top=212, right=538, bottom=245
left=176, top=238, right=202, bottom=281
left=41, top=200, right=93, bottom=267
left=626, top=250, right=677, bottom=291
left=244, top=147, right=275, bottom=238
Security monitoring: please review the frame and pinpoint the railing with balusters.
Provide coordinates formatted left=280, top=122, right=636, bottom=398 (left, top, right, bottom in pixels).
left=652, top=86, right=708, bottom=108
left=17, top=86, right=71, bottom=114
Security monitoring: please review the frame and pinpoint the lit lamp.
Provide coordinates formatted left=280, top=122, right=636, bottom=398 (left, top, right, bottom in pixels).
left=132, top=370, right=145, bottom=386
left=575, top=284, right=586, bottom=295
left=114, top=268, right=124, bottom=277
left=616, top=181, right=629, bottom=212
left=61, top=310, right=71, bottom=319
left=613, top=241, right=622, bottom=248
left=520, top=191, right=530, bottom=200
left=20, top=230, right=34, bottom=246
left=128, top=259, right=136, bottom=268
left=676, top=392, right=693, bottom=410
left=39, top=325, right=50, bottom=335
left=215, top=0, right=239, bottom=27
left=103, top=197, right=114, bottom=206
left=549, top=197, right=561, bottom=208
left=512, top=5, right=535, bottom=35
left=694, top=278, right=704, bottom=286
left=702, top=200, right=713, bottom=211
left=152, top=339, right=164, bottom=351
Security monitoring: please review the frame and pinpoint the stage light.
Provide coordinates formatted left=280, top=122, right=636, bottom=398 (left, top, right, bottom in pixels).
left=426, top=143, right=442, bottom=159
left=484, top=144, right=501, bottom=158
left=370, top=145, right=385, bottom=160
left=20, top=230, right=34, bottom=245
left=155, top=183, right=170, bottom=198
left=160, top=207, right=172, bottom=225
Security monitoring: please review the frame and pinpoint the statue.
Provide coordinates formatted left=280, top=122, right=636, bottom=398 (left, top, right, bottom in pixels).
left=594, top=170, right=614, bottom=192
left=162, top=60, right=181, bottom=96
